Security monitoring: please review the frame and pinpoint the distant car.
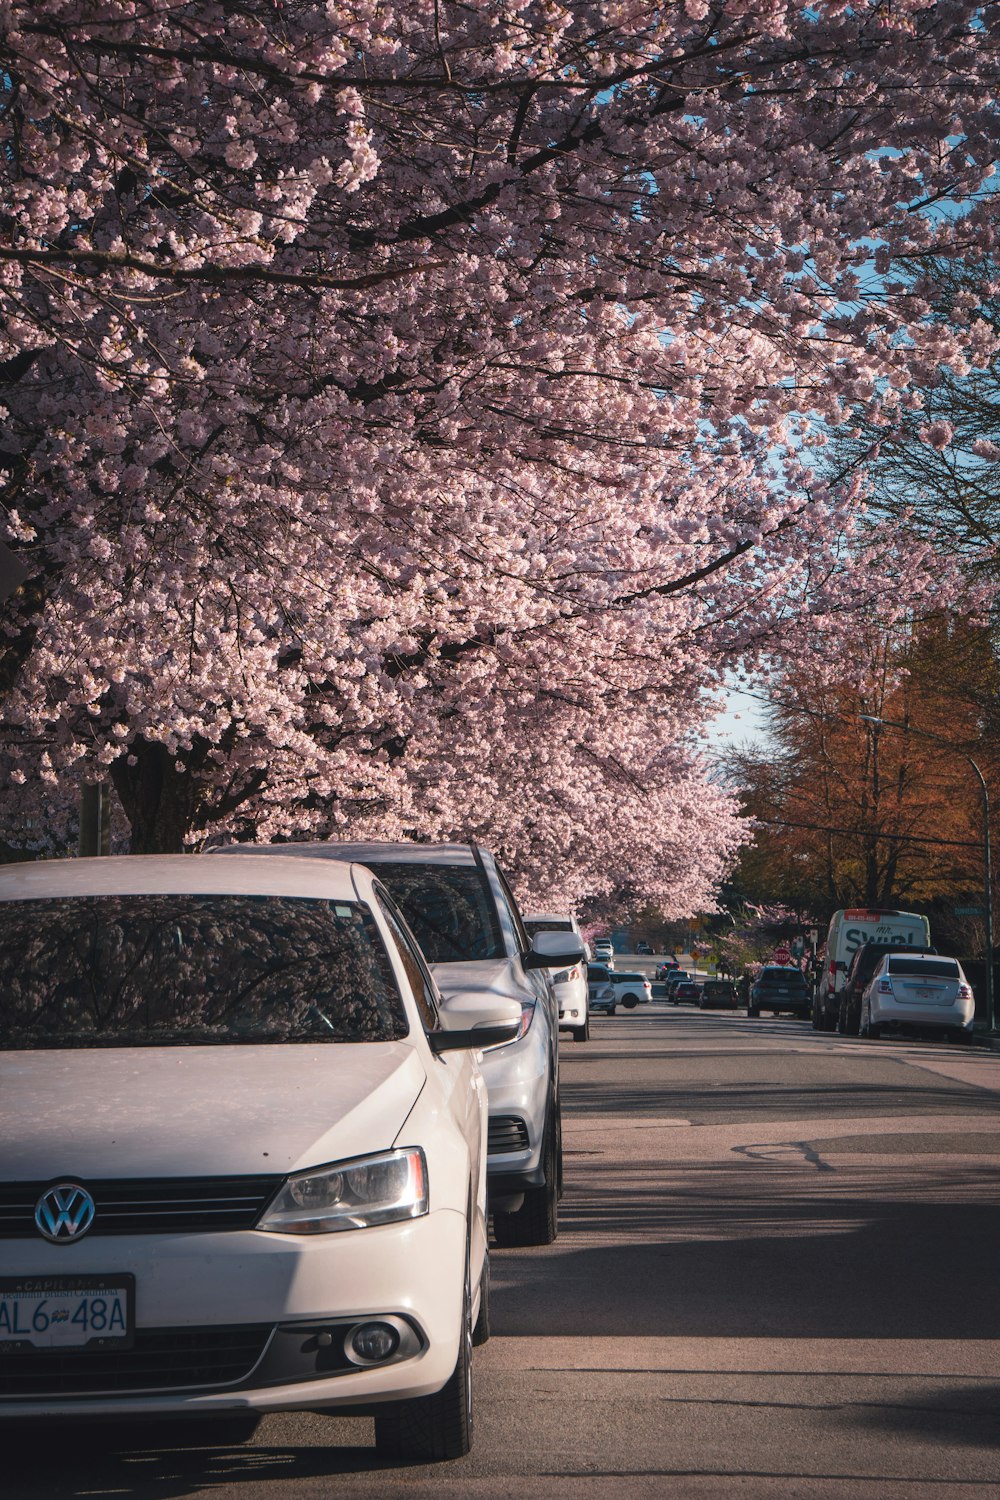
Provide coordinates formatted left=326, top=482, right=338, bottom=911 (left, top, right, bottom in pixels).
left=0, top=854, right=522, bottom=1459
left=860, top=952, right=975, bottom=1042
left=587, top=964, right=617, bottom=1015
left=636, top=941, right=653, bottom=955
left=671, top=980, right=700, bottom=1005
left=610, top=971, right=653, bottom=1008
left=836, top=940, right=938, bottom=1036
left=524, top=913, right=589, bottom=1043
left=664, top=970, right=692, bottom=1000
left=699, top=979, right=738, bottom=1010
left=749, top=965, right=810, bottom=1018
left=593, top=939, right=614, bottom=961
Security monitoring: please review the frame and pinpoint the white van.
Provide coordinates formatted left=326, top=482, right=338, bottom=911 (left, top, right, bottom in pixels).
left=813, top=907, right=931, bottom=1030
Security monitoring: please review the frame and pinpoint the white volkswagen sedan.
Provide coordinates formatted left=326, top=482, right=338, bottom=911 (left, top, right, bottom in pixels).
left=0, top=855, right=520, bottom=1461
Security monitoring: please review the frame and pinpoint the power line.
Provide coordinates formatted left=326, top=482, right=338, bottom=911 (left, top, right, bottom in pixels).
left=754, top=816, right=983, bottom=851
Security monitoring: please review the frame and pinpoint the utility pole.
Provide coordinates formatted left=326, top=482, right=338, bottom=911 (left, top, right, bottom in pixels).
left=78, top=782, right=111, bottom=857
left=860, top=715, right=995, bottom=1034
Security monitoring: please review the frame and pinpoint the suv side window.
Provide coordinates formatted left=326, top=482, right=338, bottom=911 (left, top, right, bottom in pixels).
left=374, top=886, right=441, bottom=1032
left=491, top=860, right=530, bottom=955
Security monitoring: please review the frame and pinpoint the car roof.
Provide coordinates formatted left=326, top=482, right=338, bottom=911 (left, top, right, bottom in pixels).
left=0, top=853, right=366, bottom=903
left=213, top=840, right=479, bottom=867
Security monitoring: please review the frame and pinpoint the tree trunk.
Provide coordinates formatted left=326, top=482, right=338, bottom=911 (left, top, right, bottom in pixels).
left=110, top=737, right=201, bottom=854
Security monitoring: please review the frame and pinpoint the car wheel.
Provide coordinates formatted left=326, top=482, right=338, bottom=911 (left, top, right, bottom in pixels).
left=573, top=1016, right=590, bottom=1042
left=375, top=1241, right=473, bottom=1461
left=622, top=992, right=639, bottom=1009
left=472, top=1248, right=490, bottom=1347
left=492, top=1108, right=559, bottom=1248
left=811, top=1003, right=823, bottom=1031
left=608, top=1005, right=616, bottom=1015
left=747, top=1005, right=760, bottom=1017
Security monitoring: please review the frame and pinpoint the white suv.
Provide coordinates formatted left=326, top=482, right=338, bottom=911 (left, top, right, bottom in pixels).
left=215, top=842, right=581, bottom=1248
left=524, top=913, right=589, bottom=1042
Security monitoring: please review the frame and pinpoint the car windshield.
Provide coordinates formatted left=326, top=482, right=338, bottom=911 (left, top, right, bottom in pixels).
left=365, top=862, right=504, bottom=963
left=759, top=969, right=805, bottom=985
left=0, top=894, right=408, bottom=1048
left=525, top=919, right=573, bottom=935
left=887, top=957, right=960, bottom=979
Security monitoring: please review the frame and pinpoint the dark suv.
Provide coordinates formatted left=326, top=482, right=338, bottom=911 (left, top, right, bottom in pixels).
left=749, top=966, right=810, bottom=1018
left=837, top=940, right=938, bottom=1036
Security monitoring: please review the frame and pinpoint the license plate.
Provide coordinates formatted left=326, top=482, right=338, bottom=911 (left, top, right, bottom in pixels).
left=0, top=1275, right=134, bottom=1351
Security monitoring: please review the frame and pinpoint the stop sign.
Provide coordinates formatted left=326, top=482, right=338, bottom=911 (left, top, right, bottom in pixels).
left=773, top=945, right=791, bottom=964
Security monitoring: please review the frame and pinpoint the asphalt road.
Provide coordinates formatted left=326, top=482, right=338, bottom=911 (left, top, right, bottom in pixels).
left=9, top=1005, right=1000, bottom=1499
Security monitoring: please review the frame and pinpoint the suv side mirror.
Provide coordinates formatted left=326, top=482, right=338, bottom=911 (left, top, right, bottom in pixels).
left=429, top=993, right=523, bottom=1052
left=523, top=931, right=586, bottom=970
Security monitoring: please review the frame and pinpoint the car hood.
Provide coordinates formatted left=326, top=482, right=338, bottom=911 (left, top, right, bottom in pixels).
left=431, top=956, right=531, bottom=1005
left=0, top=1044, right=426, bottom=1181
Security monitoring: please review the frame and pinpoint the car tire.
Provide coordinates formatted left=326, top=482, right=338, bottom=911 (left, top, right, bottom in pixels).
left=492, top=1107, right=559, bottom=1248
left=608, top=1005, right=616, bottom=1016
left=472, top=1248, right=490, bottom=1347
left=572, top=1016, right=590, bottom=1042
left=748, top=1005, right=760, bottom=1017
left=375, top=1242, right=473, bottom=1462
left=622, top=992, right=639, bottom=1009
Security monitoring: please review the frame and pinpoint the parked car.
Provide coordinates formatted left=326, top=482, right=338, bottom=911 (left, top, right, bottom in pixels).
left=813, top=907, right=932, bottom=1031
left=664, top=970, right=692, bottom=1001
left=671, top=979, right=701, bottom=1005
left=610, top=971, right=653, bottom=1008
left=749, top=965, right=811, bottom=1018
left=860, top=952, right=975, bottom=1042
left=215, top=842, right=580, bottom=1249
left=587, top=964, right=618, bottom=1015
left=524, top=912, right=589, bottom=1043
left=836, top=940, right=938, bottom=1036
left=0, top=854, right=523, bottom=1459
left=635, top=941, right=653, bottom=955
left=699, top=979, right=739, bottom=1010
left=592, top=940, right=614, bottom=968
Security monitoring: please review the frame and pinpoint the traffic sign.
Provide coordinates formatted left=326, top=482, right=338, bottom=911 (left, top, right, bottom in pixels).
left=953, top=905, right=985, bottom=917
left=773, top=945, right=791, bottom=964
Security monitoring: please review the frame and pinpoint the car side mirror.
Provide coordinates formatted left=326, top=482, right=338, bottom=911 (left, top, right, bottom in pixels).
left=523, top=931, right=586, bottom=970
left=429, top=993, right=523, bottom=1052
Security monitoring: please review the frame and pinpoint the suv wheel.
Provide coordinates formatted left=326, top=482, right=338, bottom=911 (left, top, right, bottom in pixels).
left=572, top=1016, right=590, bottom=1042
left=492, top=1106, right=559, bottom=1248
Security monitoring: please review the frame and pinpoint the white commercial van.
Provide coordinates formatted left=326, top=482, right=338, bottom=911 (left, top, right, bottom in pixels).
left=813, top=907, right=932, bottom=1031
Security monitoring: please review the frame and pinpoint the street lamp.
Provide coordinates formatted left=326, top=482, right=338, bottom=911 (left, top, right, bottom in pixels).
left=859, top=714, right=995, bottom=1034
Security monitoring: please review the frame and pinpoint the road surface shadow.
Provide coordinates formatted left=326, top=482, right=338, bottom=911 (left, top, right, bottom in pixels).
left=493, top=1160, right=1000, bottom=1340
left=838, top=1382, right=1000, bottom=1452
left=3, top=1414, right=399, bottom=1498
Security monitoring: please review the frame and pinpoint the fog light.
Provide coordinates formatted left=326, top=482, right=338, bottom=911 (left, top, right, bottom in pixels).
left=350, top=1321, right=400, bottom=1364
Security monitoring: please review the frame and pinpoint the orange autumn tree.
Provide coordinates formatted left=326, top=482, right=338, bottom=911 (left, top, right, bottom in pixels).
left=727, top=616, right=999, bottom=922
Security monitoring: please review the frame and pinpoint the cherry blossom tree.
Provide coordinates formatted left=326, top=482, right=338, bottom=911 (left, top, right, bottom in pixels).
left=1, top=2, right=998, bottom=909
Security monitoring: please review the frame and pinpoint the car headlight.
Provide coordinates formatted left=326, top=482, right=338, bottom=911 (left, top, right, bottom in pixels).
left=257, top=1148, right=428, bottom=1234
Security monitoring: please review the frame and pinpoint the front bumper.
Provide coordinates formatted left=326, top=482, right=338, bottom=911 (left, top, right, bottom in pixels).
left=0, top=1209, right=466, bottom=1417
left=477, top=1015, right=551, bottom=1199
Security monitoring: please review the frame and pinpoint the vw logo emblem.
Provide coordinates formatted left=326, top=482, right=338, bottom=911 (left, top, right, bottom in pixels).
left=34, top=1183, right=96, bottom=1243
